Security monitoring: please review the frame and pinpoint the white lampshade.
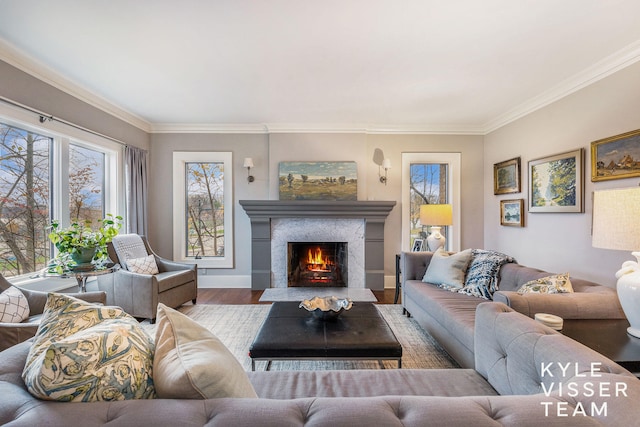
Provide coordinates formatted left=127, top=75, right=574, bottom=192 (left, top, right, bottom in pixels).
left=420, top=204, right=453, bottom=251
left=420, top=204, right=453, bottom=226
left=243, top=157, right=254, bottom=168
left=592, top=187, right=640, bottom=250
left=382, top=158, right=391, bottom=169
left=592, top=187, right=640, bottom=339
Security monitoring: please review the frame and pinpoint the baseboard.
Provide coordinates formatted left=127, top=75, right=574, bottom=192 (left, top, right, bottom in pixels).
left=384, top=274, right=397, bottom=289
left=197, top=274, right=251, bottom=288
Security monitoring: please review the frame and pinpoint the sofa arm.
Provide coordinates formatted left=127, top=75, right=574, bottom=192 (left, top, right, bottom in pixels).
left=19, top=288, right=106, bottom=315
left=400, top=251, right=434, bottom=283
left=493, top=290, right=626, bottom=319
left=155, top=257, right=197, bottom=273
left=69, top=291, right=107, bottom=305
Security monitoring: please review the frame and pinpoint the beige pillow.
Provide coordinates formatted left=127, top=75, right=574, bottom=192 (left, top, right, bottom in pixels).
left=153, top=303, right=257, bottom=399
left=0, top=286, right=30, bottom=323
left=422, top=249, right=473, bottom=290
left=517, top=273, right=574, bottom=294
left=127, top=254, right=159, bottom=274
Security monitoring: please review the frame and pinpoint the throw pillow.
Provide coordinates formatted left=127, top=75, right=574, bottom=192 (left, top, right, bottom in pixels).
left=517, top=273, right=574, bottom=294
left=22, top=293, right=155, bottom=402
left=153, top=303, right=258, bottom=399
left=0, top=286, right=30, bottom=323
left=458, top=249, right=516, bottom=300
left=127, top=254, right=159, bottom=275
left=422, top=249, right=472, bottom=290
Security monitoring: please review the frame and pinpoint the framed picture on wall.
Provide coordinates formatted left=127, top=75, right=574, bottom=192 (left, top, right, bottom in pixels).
left=528, top=148, right=584, bottom=213
left=500, top=199, right=524, bottom=227
left=493, top=157, right=521, bottom=195
left=412, top=238, right=424, bottom=252
left=591, top=128, right=640, bottom=182
left=278, top=161, right=358, bottom=200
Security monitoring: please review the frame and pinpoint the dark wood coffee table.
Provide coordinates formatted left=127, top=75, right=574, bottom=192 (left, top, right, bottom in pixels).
left=561, top=318, right=640, bottom=376
left=249, top=302, right=402, bottom=371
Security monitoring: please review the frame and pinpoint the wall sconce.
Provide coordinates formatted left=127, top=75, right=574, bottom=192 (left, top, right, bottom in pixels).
left=243, top=157, right=255, bottom=183
left=379, top=158, right=391, bottom=185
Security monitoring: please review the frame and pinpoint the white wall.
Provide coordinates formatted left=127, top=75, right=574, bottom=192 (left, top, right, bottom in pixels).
left=484, top=61, right=640, bottom=287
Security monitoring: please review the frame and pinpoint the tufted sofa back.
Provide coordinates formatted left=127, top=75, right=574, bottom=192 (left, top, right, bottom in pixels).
left=2, top=305, right=640, bottom=426
left=474, top=302, right=634, bottom=395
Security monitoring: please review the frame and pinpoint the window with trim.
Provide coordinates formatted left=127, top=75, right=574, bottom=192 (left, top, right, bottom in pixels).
left=401, top=153, right=461, bottom=252
left=0, top=119, right=118, bottom=277
left=172, top=152, right=233, bottom=268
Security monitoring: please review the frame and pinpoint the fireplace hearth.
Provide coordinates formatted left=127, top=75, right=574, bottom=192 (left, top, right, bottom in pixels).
left=288, top=242, right=347, bottom=287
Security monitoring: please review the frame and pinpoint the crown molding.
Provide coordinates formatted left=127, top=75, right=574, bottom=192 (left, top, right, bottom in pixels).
left=0, top=39, right=152, bottom=133
left=483, top=39, right=640, bottom=134
left=150, top=122, right=485, bottom=135
left=3, top=37, right=640, bottom=137
left=150, top=123, right=270, bottom=134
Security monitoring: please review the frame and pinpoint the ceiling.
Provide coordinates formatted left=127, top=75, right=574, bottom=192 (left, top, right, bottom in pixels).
left=1, top=0, right=640, bottom=134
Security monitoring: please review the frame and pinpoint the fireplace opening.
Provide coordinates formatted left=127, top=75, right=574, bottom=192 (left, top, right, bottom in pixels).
left=287, top=242, right=347, bottom=287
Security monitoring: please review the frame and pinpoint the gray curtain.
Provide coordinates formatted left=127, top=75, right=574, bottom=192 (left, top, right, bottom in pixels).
left=124, top=146, right=148, bottom=235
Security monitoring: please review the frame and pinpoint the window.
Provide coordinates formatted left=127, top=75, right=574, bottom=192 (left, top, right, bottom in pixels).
left=401, top=153, right=461, bottom=252
left=0, top=118, right=120, bottom=278
left=69, top=143, right=105, bottom=222
left=173, top=152, right=233, bottom=268
left=0, top=124, right=51, bottom=276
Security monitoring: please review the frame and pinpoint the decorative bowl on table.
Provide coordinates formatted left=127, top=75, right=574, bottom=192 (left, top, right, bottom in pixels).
left=299, top=296, right=353, bottom=320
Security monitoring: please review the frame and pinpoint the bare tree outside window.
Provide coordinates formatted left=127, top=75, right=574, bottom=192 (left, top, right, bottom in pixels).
left=185, top=162, right=225, bottom=258
left=410, top=163, right=448, bottom=246
left=0, top=123, right=51, bottom=276
left=69, top=144, right=104, bottom=223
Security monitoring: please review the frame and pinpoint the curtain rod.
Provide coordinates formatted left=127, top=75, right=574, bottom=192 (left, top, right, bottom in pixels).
left=0, top=96, right=130, bottom=148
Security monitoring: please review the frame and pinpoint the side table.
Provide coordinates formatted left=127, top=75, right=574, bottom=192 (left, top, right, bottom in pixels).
left=394, top=254, right=401, bottom=304
left=43, top=263, right=119, bottom=292
left=561, top=318, right=640, bottom=377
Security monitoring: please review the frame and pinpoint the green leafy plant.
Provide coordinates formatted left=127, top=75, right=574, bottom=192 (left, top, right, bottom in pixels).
left=47, top=214, right=123, bottom=273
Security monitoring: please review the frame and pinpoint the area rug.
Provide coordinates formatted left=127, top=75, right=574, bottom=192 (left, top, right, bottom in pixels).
left=142, top=304, right=458, bottom=371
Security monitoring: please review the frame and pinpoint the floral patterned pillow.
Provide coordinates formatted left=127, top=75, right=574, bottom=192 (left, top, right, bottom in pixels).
left=22, top=293, right=155, bottom=402
left=517, top=273, right=574, bottom=294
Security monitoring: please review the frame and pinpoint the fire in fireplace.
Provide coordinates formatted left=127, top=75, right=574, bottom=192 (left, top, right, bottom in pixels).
left=287, top=242, right=347, bottom=287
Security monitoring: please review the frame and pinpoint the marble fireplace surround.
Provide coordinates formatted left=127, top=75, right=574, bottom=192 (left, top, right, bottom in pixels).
left=239, top=200, right=395, bottom=291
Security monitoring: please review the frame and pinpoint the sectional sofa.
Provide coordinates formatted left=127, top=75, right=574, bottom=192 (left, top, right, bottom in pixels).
left=401, top=250, right=626, bottom=369
left=1, top=302, right=638, bottom=426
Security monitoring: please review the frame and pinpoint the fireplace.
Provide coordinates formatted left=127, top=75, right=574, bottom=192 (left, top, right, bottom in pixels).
left=239, top=200, right=395, bottom=290
left=288, top=242, right=347, bottom=287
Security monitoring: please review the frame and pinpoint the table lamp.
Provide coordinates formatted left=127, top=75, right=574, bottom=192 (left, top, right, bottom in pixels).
left=592, top=187, right=640, bottom=338
left=420, top=204, right=453, bottom=251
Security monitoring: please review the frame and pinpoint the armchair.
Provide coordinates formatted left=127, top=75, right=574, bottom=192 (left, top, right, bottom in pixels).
left=0, top=274, right=106, bottom=351
left=98, top=234, right=197, bottom=322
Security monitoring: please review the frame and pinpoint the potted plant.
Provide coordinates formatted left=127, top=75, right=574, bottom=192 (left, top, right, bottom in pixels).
left=47, top=214, right=123, bottom=273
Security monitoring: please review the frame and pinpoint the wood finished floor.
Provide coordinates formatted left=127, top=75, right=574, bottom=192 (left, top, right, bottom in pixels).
left=196, top=288, right=398, bottom=305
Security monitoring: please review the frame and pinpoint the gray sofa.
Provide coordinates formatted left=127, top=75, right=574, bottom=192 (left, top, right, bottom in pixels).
left=1, top=302, right=639, bottom=426
left=401, top=251, right=626, bottom=369
left=0, top=274, right=106, bottom=351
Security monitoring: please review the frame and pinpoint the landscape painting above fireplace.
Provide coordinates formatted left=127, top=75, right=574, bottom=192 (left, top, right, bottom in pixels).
left=278, top=161, right=357, bottom=200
